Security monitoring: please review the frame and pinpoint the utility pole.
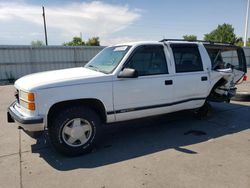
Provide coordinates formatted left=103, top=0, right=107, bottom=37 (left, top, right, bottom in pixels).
left=42, top=6, right=48, bottom=46
left=244, top=0, right=250, bottom=46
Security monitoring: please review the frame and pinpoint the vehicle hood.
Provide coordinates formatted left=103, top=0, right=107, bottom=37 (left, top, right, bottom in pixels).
left=15, top=67, right=111, bottom=91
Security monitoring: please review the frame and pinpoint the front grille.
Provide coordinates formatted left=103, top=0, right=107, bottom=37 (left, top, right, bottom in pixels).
left=15, top=90, right=19, bottom=104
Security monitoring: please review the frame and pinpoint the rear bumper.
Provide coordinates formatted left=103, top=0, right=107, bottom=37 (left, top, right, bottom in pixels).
left=7, top=102, right=44, bottom=132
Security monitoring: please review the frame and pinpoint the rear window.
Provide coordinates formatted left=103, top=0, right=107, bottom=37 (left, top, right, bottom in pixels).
left=204, top=45, right=246, bottom=71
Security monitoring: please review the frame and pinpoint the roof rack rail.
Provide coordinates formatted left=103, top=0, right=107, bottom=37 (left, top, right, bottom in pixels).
left=159, top=39, right=234, bottom=45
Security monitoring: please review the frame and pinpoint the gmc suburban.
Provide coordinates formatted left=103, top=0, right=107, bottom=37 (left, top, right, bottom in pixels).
left=7, top=39, right=247, bottom=156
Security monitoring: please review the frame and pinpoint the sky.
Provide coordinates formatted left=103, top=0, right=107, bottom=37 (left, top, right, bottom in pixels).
left=0, top=0, right=248, bottom=45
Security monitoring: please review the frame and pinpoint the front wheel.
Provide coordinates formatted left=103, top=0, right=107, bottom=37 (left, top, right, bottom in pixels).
left=48, top=106, right=102, bottom=156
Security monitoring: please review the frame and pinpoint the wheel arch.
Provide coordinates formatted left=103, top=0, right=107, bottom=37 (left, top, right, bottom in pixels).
left=207, top=77, right=229, bottom=102
left=46, top=98, right=107, bottom=128
left=209, top=77, right=227, bottom=94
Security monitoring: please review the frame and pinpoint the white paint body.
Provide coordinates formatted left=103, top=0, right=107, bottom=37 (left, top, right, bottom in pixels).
left=12, top=41, right=245, bottom=131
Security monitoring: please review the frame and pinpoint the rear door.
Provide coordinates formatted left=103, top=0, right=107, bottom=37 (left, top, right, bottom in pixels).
left=170, top=43, right=210, bottom=104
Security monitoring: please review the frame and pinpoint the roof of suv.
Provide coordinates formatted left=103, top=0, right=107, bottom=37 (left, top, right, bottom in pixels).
left=114, top=40, right=199, bottom=47
left=114, top=39, right=237, bottom=48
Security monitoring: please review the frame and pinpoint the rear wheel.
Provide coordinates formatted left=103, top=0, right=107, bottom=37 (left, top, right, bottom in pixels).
left=48, top=106, right=102, bottom=156
left=194, top=101, right=211, bottom=119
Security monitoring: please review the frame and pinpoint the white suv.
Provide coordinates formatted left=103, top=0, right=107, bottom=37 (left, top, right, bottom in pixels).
left=8, top=40, right=247, bottom=156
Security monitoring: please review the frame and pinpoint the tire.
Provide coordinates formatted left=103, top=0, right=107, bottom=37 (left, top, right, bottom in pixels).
left=231, top=91, right=250, bottom=102
left=194, top=101, right=211, bottom=119
left=48, top=106, right=102, bottom=156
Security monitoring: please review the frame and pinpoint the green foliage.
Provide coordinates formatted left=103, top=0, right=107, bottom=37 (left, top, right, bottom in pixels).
left=235, top=41, right=244, bottom=47
left=86, top=37, right=100, bottom=46
left=204, top=23, right=237, bottom=43
left=235, top=37, right=243, bottom=46
left=63, top=37, right=85, bottom=46
left=31, top=40, right=45, bottom=47
left=64, top=36, right=100, bottom=46
left=235, top=37, right=250, bottom=47
left=183, top=35, right=197, bottom=41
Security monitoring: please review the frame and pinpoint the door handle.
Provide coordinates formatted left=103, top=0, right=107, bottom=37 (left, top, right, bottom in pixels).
left=165, top=80, right=173, bottom=85
left=201, top=76, right=208, bottom=81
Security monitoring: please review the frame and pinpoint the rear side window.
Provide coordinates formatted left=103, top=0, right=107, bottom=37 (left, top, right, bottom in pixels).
left=125, top=45, right=168, bottom=76
left=172, top=45, right=203, bottom=73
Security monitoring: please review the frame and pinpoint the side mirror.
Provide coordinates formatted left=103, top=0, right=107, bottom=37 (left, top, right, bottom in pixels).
left=118, top=68, right=138, bottom=78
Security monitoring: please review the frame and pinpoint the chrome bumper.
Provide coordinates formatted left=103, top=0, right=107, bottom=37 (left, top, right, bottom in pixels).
left=7, top=102, right=44, bottom=132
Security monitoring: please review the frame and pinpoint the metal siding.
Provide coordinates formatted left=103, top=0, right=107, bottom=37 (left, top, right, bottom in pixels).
left=243, top=47, right=250, bottom=67
left=0, top=46, right=104, bottom=81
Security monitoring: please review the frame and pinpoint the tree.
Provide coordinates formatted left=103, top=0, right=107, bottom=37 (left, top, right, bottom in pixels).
left=183, top=35, right=197, bottom=41
left=63, top=37, right=85, bottom=46
left=235, top=37, right=243, bottom=46
left=204, top=23, right=237, bottom=44
left=63, top=36, right=100, bottom=46
left=31, top=40, right=44, bottom=47
left=235, top=37, right=250, bottom=47
left=86, top=37, right=100, bottom=46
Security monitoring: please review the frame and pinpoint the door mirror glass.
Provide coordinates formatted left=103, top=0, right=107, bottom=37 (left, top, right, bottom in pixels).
left=118, top=68, right=138, bottom=78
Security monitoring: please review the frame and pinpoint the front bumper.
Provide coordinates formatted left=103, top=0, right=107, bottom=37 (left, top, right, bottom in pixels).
left=7, top=102, right=44, bottom=132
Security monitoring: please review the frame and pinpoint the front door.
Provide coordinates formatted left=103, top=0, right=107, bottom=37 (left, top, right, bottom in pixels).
left=113, top=45, right=174, bottom=121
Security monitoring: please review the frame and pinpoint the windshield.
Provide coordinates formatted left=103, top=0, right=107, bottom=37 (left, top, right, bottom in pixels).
left=85, top=45, right=131, bottom=74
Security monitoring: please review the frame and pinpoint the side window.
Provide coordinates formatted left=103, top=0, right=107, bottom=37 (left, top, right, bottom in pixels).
left=125, top=45, right=168, bottom=76
left=172, top=46, right=203, bottom=73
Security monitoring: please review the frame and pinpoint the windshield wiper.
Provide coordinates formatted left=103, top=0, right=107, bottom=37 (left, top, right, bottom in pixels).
left=86, top=65, right=108, bottom=74
left=87, top=65, right=100, bottom=71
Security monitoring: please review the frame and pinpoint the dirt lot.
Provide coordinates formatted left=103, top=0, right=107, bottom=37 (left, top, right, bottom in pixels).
left=0, top=85, right=250, bottom=188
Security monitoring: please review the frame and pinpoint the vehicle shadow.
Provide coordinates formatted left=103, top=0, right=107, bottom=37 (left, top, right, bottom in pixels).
left=31, top=102, right=250, bottom=171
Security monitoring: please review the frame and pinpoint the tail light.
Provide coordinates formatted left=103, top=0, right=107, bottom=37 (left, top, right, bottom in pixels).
left=243, top=75, right=247, bottom=81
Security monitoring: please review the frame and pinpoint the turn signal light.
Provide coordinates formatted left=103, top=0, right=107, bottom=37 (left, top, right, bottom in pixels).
left=27, top=92, right=35, bottom=101
left=27, top=103, right=35, bottom=111
left=20, top=100, right=36, bottom=111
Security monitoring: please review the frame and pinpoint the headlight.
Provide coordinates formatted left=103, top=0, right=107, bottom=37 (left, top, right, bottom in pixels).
left=19, top=90, right=35, bottom=102
left=19, top=91, right=35, bottom=111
